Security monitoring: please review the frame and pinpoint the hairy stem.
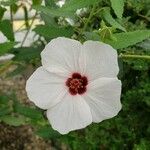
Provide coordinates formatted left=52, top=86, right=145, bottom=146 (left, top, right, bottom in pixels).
left=119, top=54, right=150, bottom=60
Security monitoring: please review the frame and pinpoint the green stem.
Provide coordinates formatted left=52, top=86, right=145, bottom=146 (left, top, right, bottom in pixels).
left=138, top=14, right=150, bottom=22
left=10, top=5, right=13, bottom=29
left=119, top=54, right=150, bottom=60
left=21, top=12, right=37, bottom=47
left=82, top=4, right=97, bottom=32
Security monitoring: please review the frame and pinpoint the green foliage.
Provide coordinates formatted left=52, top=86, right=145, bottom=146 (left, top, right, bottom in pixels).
left=0, top=6, right=6, bottom=20
left=102, top=7, right=126, bottom=31
left=61, top=0, right=99, bottom=12
left=133, top=139, right=150, bottom=150
left=1, top=0, right=150, bottom=149
left=0, top=0, right=17, bottom=6
left=35, top=0, right=99, bottom=17
left=99, top=26, right=114, bottom=42
left=83, top=32, right=100, bottom=41
left=110, top=0, right=124, bottom=19
left=34, top=6, right=74, bottom=17
left=32, top=0, right=42, bottom=6
left=13, top=101, right=43, bottom=120
left=106, top=30, right=150, bottom=49
left=0, top=115, right=26, bottom=126
left=23, top=6, right=29, bottom=28
left=34, top=25, right=74, bottom=39
left=35, top=126, right=60, bottom=139
left=12, top=47, right=42, bottom=62
left=0, top=42, right=16, bottom=55
left=0, top=20, right=14, bottom=41
left=0, top=107, right=11, bottom=116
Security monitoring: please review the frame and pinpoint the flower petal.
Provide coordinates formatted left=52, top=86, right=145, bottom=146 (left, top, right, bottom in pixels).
left=47, top=94, right=92, bottom=134
left=80, top=41, right=119, bottom=80
left=84, top=78, right=121, bottom=123
left=26, top=67, right=67, bottom=109
left=41, top=37, right=82, bottom=77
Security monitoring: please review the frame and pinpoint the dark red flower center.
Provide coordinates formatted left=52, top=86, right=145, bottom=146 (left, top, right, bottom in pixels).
left=66, top=73, right=88, bottom=95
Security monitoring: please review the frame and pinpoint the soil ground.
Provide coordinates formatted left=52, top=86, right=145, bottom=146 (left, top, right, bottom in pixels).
left=0, top=67, right=56, bottom=150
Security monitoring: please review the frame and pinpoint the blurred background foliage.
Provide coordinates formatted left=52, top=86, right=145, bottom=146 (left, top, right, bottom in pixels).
left=0, top=0, right=150, bottom=149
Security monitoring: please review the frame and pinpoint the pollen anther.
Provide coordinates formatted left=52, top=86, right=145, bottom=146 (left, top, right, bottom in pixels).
left=66, top=73, right=88, bottom=95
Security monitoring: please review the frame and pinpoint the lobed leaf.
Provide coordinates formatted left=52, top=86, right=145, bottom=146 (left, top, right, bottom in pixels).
left=106, top=30, right=150, bottom=49
left=0, top=94, right=10, bottom=104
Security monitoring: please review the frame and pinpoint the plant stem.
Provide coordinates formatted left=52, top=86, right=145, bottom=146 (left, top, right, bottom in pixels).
left=119, top=54, right=150, bottom=60
left=21, top=12, right=37, bottom=47
left=82, top=4, right=97, bottom=32
left=138, top=14, right=150, bottom=22
left=10, top=5, right=13, bottom=29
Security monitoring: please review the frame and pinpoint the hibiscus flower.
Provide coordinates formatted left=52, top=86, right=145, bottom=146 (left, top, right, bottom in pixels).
left=26, top=37, right=122, bottom=134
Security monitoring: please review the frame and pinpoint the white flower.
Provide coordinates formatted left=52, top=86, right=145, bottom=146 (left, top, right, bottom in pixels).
left=26, top=37, right=122, bottom=134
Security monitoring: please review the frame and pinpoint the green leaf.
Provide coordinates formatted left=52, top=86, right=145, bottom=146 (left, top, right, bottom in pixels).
left=32, top=0, right=42, bottom=6
left=11, top=3, right=18, bottom=14
left=137, top=39, right=150, bottom=51
left=34, top=0, right=99, bottom=18
left=110, top=0, right=124, bottom=19
left=34, top=25, right=74, bottom=39
left=0, top=94, right=10, bottom=104
left=102, top=7, right=126, bottom=31
left=12, top=47, right=42, bottom=62
left=0, top=6, right=6, bottom=20
left=0, top=0, right=17, bottom=6
left=0, top=20, right=14, bottom=41
left=61, top=0, right=98, bottom=12
left=36, top=126, right=60, bottom=139
left=0, top=107, right=11, bottom=116
left=99, top=27, right=115, bottom=42
left=0, top=42, right=16, bottom=55
left=106, top=30, right=150, bottom=49
left=40, top=13, right=58, bottom=26
left=34, top=6, right=74, bottom=17
left=14, top=102, right=43, bottom=120
left=0, top=115, right=26, bottom=126
left=44, top=0, right=56, bottom=8
left=84, top=32, right=100, bottom=41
